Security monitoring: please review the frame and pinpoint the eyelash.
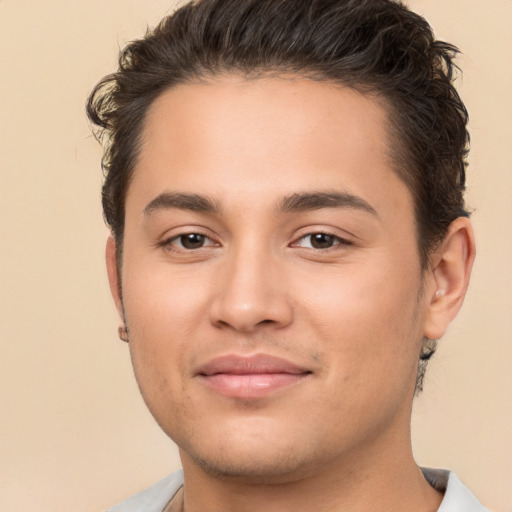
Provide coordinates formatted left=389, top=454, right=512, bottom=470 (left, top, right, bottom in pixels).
left=291, top=232, right=352, bottom=251
left=160, top=230, right=352, bottom=253
left=160, top=231, right=218, bottom=252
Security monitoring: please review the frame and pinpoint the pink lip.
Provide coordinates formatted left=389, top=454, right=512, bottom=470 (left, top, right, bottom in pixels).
left=196, top=354, right=311, bottom=399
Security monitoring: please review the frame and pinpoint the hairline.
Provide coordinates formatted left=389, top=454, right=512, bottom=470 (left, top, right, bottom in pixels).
left=114, top=71, right=432, bottom=271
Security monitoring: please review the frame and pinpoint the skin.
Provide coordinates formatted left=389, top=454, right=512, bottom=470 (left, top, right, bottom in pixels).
left=106, top=76, right=475, bottom=512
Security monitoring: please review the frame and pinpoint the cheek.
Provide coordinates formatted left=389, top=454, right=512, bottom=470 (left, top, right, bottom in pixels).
left=122, top=258, right=211, bottom=339
left=298, top=257, right=421, bottom=328
left=295, top=259, right=423, bottom=380
left=120, top=262, right=212, bottom=410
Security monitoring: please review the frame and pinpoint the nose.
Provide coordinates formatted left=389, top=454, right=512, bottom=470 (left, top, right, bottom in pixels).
left=208, top=246, right=293, bottom=333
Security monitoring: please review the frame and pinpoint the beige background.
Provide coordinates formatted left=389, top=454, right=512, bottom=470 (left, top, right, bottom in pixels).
left=0, top=0, right=510, bottom=510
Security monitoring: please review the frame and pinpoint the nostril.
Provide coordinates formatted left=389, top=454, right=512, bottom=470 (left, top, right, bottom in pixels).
left=258, top=319, right=276, bottom=325
left=216, top=319, right=232, bottom=329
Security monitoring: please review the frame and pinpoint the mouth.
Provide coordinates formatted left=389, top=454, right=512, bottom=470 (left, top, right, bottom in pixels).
left=195, top=353, right=312, bottom=399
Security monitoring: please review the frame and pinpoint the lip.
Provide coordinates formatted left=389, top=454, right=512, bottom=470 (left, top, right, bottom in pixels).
left=195, top=354, right=312, bottom=399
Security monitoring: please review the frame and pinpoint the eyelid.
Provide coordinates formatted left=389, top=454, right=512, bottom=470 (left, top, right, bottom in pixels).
left=292, top=233, right=352, bottom=250
left=290, top=226, right=354, bottom=248
left=158, top=227, right=221, bottom=252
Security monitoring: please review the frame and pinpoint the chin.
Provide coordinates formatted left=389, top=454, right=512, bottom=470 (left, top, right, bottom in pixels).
left=188, top=450, right=313, bottom=484
left=176, top=428, right=319, bottom=484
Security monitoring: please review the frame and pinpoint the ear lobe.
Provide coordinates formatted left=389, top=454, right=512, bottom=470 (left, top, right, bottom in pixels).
left=423, top=217, right=476, bottom=340
left=105, top=236, right=124, bottom=320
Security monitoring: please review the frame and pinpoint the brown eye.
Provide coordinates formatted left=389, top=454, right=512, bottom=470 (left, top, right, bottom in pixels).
left=179, top=233, right=206, bottom=249
left=292, top=232, right=351, bottom=251
left=309, top=233, right=337, bottom=249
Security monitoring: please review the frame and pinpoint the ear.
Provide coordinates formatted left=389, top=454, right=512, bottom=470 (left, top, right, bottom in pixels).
left=423, top=217, right=476, bottom=340
left=105, top=236, right=124, bottom=321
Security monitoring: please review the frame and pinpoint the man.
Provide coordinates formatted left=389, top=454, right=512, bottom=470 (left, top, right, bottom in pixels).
left=87, top=0, right=487, bottom=510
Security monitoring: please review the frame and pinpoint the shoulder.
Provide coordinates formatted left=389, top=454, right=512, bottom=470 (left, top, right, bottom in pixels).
left=106, top=470, right=184, bottom=512
left=422, top=468, right=490, bottom=512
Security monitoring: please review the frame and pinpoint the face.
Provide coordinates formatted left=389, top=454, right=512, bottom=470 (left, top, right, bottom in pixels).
left=110, top=76, right=434, bottom=482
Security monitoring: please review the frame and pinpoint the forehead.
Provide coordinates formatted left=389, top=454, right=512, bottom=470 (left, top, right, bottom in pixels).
left=129, top=76, right=412, bottom=220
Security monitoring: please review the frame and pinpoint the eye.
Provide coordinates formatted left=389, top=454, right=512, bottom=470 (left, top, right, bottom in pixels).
left=294, top=232, right=350, bottom=250
left=165, top=232, right=218, bottom=251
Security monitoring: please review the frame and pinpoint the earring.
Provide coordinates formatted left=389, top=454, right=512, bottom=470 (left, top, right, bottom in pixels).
left=118, top=325, right=129, bottom=343
left=435, top=289, right=446, bottom=298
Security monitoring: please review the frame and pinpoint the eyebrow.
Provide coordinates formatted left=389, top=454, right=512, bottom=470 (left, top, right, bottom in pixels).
left=144, top=192, right=220, bottom=215
left=278, top=191, right=378, bottom=217
left=143, top=190, right=378, bottom=218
